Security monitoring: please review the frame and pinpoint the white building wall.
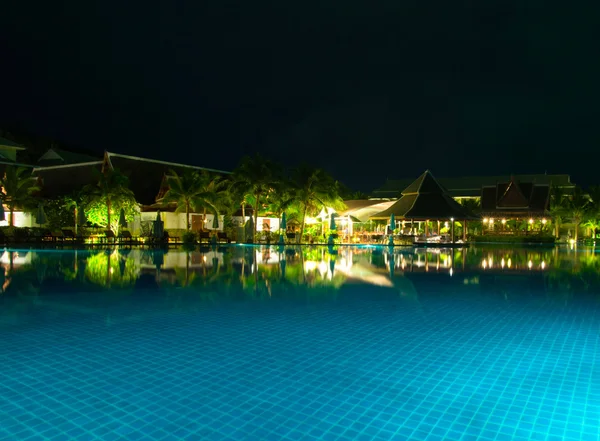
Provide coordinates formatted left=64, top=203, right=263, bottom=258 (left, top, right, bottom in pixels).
left=0, top=211, right=34, bottom=228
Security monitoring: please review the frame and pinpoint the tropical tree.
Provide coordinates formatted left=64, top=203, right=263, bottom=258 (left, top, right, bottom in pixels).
left=83, top=168, right=135, bottom=231
left=161, top=169, right=224, bottom=232
left=549, top=185, right=567, bottom=238
left=232, top=154, right=282, bottom=242
left=62, top=189, right=87, bottom=234
left=290, top=164, right=345, bottom=243
left=563, top=187, right=590, bottom=243
left=0, top=166, right=40, bottom=226
left=584, top=185, right=600, bottom=238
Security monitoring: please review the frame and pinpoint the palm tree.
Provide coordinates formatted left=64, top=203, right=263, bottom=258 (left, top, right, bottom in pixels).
left=232, top=154, right=281, bottom=242
left=63, top=189, right=87, bottom=235
left=83, top=168, right=135, bottom=231
left=549, top=185, right=567, bottom=238
left=0, top=166, right=40, bottom=226
left=563, top=187, right=590, bottom=243
left=291, top=164, right=345, bottom=243
left=161, top=169, right=227, bottom=232
left=584, top=185, right=600, bottom=238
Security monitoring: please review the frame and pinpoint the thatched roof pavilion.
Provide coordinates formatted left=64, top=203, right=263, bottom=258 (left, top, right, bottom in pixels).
left=370, top=170, right=478, bottom=221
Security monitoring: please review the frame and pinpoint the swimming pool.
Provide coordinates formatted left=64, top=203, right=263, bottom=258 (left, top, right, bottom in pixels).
left=1, top=245, right=598, bottom=440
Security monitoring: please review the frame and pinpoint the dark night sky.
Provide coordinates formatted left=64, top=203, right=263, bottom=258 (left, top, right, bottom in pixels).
left=1, top=1, right=599, bottom=191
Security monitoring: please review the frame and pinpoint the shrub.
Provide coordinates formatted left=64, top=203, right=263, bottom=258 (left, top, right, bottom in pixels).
left=182, top=231, right=197, bottom=245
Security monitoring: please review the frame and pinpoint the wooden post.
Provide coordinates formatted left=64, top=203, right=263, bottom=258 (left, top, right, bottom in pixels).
left=463, top=220, right=467, bottom=241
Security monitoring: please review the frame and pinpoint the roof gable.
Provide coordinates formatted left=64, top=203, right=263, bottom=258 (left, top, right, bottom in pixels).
left=372, top=170, right=478, bottom=220
left=401, top=170, right=446, bottom=195
left=497, top=179, right=529, bottom=208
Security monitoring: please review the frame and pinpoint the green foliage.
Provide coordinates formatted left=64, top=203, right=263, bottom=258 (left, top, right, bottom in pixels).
left=162, top=169, right=227, bottom=231
left=182, top=231, right=197, bottom=244
left=0, top=166, right=40, bottom=226
left=83, top=168, right=136, bottom=231
left=84, top=196, right=138, bottom=231
left=44, top=198, right=74, bottom=229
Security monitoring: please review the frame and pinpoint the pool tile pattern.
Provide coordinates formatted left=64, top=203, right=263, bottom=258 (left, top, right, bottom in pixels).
left=1, top=295, right=599, bottom=441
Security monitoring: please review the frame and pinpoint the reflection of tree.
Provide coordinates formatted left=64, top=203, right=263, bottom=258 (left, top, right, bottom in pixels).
left=545, top=252, right=600, bottom=297
left=85, top=251, right=139, bottom=288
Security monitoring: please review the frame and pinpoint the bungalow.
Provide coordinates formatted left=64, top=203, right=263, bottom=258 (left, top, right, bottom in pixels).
left=32, top=150, right=279, bottom=237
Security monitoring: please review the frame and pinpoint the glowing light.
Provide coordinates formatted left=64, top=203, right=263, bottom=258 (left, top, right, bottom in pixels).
left=449, top=268, right=453, bottom=277
left=501, top=219, right=506, bottom=224
left=482, top=260, right=487, bottom=269
left=529, top=218, right=534, bottom=224
left=488, top=257, right=493, bottom=268
left=541, top=261, right=546, bottom=270
left=507, top=258, right=512, bottom=268
left=450, top=217, right=454, bottom=222
left=569, top=239, right=575, bottom=245
left=483, top=218, right=489, bottom=223
left=501, top=258, right=505, bottom=268
left=489, top=218, right=494, bottom=224
left=541, top=218, right=547, bottom=224
left=528, top=260, right=533, bottom=269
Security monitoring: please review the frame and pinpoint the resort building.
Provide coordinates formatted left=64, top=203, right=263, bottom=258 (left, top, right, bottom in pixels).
left=31, top=150, right=279, bottom=236
left=479, top=177, right=551, bottom=233
left=371, top=173, right=575, bottom=201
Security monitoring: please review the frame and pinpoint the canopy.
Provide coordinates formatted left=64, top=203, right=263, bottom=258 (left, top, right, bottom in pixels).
left=370, top=170, right=478, bottom=221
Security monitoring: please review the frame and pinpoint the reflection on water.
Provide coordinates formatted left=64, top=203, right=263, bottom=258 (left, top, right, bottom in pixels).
left=1, top=245, right=599, bottom=324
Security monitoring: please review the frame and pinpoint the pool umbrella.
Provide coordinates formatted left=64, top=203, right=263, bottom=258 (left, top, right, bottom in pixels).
left=35, top=204, right=47, bottom=226
left=279, top=212, right=287, bottom=245
left=119, top=208, right=127, bottom=228
left=212, top=213, right=219, bottom=229
left=327, top=213, right=337, bottom=245
left=0, top=202, right=5, bottom=222
left=246, top=216, right=254, bottom=243
left=280, top=212, right=287, bottom=231
left=329, top=213, right=337, bottom=231
left=153, top=212, right=164, bottom=239
left=388, top=213, right=396, bottom=246
left=77, top=206, right=87, bottom=225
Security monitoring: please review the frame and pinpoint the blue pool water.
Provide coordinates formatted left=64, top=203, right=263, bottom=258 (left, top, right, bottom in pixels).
left=1, top=245, right=599, bottom=440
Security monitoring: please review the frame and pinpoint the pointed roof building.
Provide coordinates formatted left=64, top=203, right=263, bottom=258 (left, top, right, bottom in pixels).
left=370, top=170, right=478, bottom=220
left=480, top=176, right=550, bottom=218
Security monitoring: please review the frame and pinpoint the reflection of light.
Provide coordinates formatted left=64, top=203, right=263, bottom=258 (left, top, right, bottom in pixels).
left=449, top=268, right=453, bottom=277
left=528, top=260, right=533, bottom=269
left=501, top=258, right=505, bottom=268
left=318, top=261, right=327, bottom=278
left=507, top=258, right=512, bottom=269
left=304, top=261, right=318, bottom=272
left=541, top=261, right=546, bottom=270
